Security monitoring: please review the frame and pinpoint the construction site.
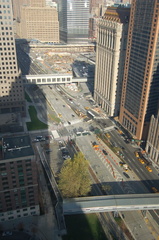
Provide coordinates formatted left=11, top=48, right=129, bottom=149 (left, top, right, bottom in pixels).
left=29, top=44, right=96, bottom=76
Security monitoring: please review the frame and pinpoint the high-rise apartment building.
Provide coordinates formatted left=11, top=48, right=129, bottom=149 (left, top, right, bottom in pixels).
left=16, top=0, right=59, bottom=43
left=94, top=6, right=130, bottom=116
left=119, top=0, right=159, bottom=140
left=0, top=0, right=25, bottom=115
left=58, top=0, right=90, bottom=44
left=0, top=135, right=39, bottom=222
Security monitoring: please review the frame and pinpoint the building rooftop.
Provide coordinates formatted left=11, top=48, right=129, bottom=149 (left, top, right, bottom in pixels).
left=0, top=113, right=18, bottom=126
left=103, top=5, right=130, bottom=23
left=1, top=135, right=34, bottom=160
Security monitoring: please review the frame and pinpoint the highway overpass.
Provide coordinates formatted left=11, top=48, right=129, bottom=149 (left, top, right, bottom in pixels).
left=63, top=194, right=159, bottom=215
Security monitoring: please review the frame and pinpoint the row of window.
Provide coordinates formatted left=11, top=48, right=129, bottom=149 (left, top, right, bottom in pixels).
left=25, top=77, right=71, bottom=84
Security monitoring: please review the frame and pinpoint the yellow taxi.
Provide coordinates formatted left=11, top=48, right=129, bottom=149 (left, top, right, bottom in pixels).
left=138, top=158, right=145, bottom=164
left=145, top=166, right=152, bottom=172
left=135, top=151, right=139, bottom=158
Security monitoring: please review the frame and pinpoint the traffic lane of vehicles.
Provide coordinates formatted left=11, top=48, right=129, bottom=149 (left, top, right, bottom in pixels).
left=117, top=145, right=159, bottom=191
left=44, top=87, right=80, bottom=121
left=76, top=136, right=125, bottom=195
left=109, top=129, right=158, bottom=174
left=55, top=85, right=92, bottom=115
left=99, top=130, right=159, bottom=192
left=98, top=149, right=150, bottom=193
left=90, top=137, right=151, bottom=194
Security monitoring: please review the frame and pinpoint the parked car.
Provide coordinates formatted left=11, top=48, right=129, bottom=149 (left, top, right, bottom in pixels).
left=36, top=136, right=43, bottom=140
left=2, top=231, right=12, bottom=236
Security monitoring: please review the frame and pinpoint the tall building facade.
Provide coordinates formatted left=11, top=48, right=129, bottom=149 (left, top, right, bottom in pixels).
left=121, top=0, right=132, bottom=3
left=0, top=0, right=25, bottom=115
left=119, top=0, right=159, bottom=140
left=94, top=6, right=130, bottom=116
left=146, top=108, right=159, bottom=164
left=0, top=135, right=39, bottom=222
left=12, top=0, right=30, bottom=20
left=16, top=0, right=59, bottom=43
left=58, top=0, right=90, bottom=44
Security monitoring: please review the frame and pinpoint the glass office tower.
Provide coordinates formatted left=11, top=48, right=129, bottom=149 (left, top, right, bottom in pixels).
left=119, top=0, right=159, bottom=140
left=58, top=0, right=90, bottom=43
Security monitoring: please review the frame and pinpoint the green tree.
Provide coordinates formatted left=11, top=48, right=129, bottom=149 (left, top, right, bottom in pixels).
left=58, top=152, right=91, bottom=198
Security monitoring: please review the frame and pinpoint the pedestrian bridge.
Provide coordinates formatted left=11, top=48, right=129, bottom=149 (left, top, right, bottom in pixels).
left=63, top=194, right=159, bottom=215
left=22, top=74, right=87, bottom=85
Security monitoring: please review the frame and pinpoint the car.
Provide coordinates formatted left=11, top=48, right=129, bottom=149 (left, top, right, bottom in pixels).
left=146, top=166, right=152, bottom=172
left=39, top=138, right=45, bottom=142
left=36, top=136, right=43, bottom=140
left=119, top=162, right=124, bottom=166
left=72, top=114, right=75, bottom=117
left=45, top=135, right=52, bottom=140
left=102, top=149, right=108, bottom=155
left=2, top=231, right=12, bottom=236
left=151, top=187, right=159, bottom=193
left=123, top=172, right=130, bottom=178
left=61, top=148, right=69, bottom=155
left=32, top=139, right=39, bottom=143
left=45, top=149, right=52, bottom=154
left=135, top=151, right=139, bottom=158
left=138, top=158, right=145, bottom=164
left=63, top=105, right=65, bottom=107
left=62, top=155, right=71, bottom=160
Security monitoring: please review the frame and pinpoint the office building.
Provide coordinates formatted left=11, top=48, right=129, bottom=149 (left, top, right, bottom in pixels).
left=0, top=135, right=39, bottom=222
left=89, top=0, right=105, bottom=14
left=121, top=0, right=132, bottom=3
left=119, top=0, right=159, bottom=140
left=0, top=0, right=25, bottom=116
left=16, top=0, right=59, bottom=43
left=146, top=107, right=159, bottom=164
left=12, top=0, right=30, bottom=21
left=94, top=5, right=130, bottom=116
left=58, top=0, right=90, bottom=44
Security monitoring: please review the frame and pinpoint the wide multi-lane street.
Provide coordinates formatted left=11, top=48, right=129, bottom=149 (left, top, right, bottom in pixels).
left=26, top=82, right=159, bottom=240
left=17, top=42, right=159, bottom=239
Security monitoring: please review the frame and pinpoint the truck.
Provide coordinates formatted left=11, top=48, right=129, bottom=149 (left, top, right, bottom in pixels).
left=119, top=162, right=128, bottom=172
left=123, top=164, right=128, bottom=172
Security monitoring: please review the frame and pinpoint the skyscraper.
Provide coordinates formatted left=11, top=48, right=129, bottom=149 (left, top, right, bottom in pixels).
left=0, top=0, right=25, bottom=115
left=58, top=0, right=90, bottom=43
left=15, top=0, right=59, bottom=43
left=119, top=0, right=159, bottom=140
left=12, top=0, right=30, bottom=21
left=94, top=5, right=130, bottom=116
left=146, top=106, right=159, bottom=163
